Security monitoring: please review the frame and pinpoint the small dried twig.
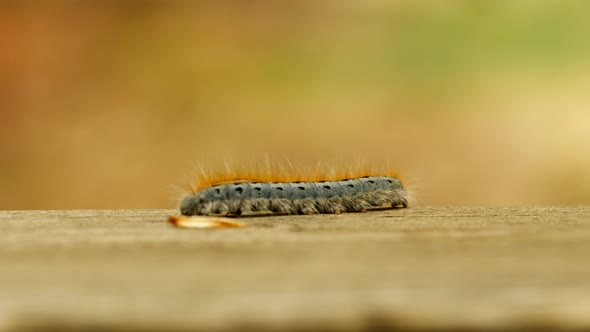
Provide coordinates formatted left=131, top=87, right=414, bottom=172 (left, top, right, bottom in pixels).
left=168, top=215, right=247, bottom=229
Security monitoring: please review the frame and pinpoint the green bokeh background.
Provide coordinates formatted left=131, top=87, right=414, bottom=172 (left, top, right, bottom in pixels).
left=2, top=1, right=589, bottom=209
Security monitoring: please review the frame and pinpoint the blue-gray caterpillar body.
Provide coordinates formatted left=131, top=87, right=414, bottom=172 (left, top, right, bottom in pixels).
left=180, top=176, right=407, bottom=216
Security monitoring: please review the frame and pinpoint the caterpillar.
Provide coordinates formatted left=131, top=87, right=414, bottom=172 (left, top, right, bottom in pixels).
left=179, top=164, right=408, bottom=217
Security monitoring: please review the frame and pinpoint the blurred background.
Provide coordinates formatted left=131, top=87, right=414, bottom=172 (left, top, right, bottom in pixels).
left=1, top=0, right=589, bottom=209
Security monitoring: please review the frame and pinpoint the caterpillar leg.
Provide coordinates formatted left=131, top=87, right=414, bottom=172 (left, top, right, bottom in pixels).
left=293, top=198, right=320, bottom=215
left=269, top=198, right=297, bottom=215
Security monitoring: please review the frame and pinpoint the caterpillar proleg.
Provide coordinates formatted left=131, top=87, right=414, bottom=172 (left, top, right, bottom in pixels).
left=180, top=164, right=408, bottom=216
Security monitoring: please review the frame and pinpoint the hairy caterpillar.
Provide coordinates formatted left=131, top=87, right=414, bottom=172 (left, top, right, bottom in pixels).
left=179, top=164, right=408, bottom=217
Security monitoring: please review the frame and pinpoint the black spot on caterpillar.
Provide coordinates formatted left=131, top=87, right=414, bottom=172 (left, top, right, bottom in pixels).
left=180, top=176, right=407, bottom=216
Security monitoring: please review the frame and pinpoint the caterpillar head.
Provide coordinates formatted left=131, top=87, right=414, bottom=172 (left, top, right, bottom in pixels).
left=179, top=195, right=203, bottom=216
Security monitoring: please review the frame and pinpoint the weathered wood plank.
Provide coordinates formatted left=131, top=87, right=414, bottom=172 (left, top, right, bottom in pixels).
left=1, top=207, right=590, bottom=331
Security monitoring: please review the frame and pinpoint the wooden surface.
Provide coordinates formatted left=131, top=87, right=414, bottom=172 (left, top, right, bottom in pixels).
left=1, top=207, right=590, bottom=331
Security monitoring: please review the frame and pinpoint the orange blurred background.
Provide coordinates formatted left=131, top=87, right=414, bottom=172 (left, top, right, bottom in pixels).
left=1, top=1, right=589, bottom=209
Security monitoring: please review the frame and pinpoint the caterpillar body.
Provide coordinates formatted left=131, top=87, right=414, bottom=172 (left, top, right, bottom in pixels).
left=180, top=169, right=408, bottom=216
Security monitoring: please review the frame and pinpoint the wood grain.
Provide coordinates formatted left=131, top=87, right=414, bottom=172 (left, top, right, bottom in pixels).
left=1, top=207, right=590, bottom=331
